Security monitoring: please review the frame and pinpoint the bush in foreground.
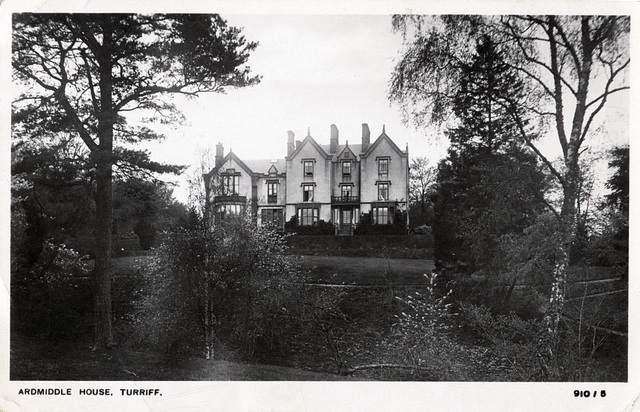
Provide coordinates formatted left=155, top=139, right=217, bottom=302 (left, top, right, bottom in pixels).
left=127, top=212, right=313, bottom=360
left=12, top=240, right=91, bottom=338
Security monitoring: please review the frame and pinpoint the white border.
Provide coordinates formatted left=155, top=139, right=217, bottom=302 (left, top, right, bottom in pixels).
left=0, top=1, right=637, bottom=411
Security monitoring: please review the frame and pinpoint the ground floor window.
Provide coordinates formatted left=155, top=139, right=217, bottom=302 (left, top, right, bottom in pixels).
left=298, top=207, right=319, bottom=226
left=261, top=208, right=283, bottom=228
left=216, top=205, right=244, bottom=220
left=372, top=207, right=393, bottom=225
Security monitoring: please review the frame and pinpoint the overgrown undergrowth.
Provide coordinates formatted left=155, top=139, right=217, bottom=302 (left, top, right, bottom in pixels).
left=11, top=255, right=627, bottom=381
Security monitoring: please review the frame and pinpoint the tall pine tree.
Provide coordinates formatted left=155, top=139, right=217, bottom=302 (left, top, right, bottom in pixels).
left=12, top=14, right=260, bottom=347
left=433, top=36, right=546, bottom=282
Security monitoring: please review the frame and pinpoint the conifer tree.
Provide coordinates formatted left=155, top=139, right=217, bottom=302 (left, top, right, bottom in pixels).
left=13, top=14, right=260, bottom=347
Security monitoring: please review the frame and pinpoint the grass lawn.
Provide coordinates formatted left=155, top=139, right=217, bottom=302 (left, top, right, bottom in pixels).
left=87, top=254, right=436, bottom=285
left=290, top=255, right=435, bottom=285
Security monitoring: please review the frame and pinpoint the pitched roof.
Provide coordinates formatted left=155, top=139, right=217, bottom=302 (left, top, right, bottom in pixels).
left=243, top=159, right=286, bottom=175
left=362, top=131, right=407, bottom=159
left=208, top=151, right=254, bottom=177
left=288, top=134, right=329, bottom=159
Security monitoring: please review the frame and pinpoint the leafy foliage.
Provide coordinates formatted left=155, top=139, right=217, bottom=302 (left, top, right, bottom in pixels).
left=408, top=157, right=436, bottom=228
left=12, top=13, right=260, bottom=346
left=12, top=241, right=91, bottom=338
left=284, top=217, right=335, bottom=235
left=460, top=296, right=626, bottom=382
left=431, top=35, right=548, bottom=278
left=390, top=17, right=630, bottom=357
left=605, top=146, right=629, bottom=214
left=460, top=303, right=545, bottom=380
left=377, top=273, right=469, bottom=380
left=354, top=211, right=407, bottom=235
left=134, top=212, right=305, bottom=359
left=580, top=146, right=629, bottom=272
left=30, top=240, right=90, bottom=284
left=113, top=178, right=186, bottom=249
left=394, top=274, right=455, bottom=343
left=11, top=135, right=95, bottom=268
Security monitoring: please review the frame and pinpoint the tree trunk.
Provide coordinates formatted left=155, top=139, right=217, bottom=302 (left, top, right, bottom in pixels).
left=540, top=16, right=592, bottom=379
left=93, top=18, right=116, bottom=349
left=204, top=283, right=214, bottom=360
left=93, top=153, right=116, bottom=348
left=541, top=136, right=581, bottom=379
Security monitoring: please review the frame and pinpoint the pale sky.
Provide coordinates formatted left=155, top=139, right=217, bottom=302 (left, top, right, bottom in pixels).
left=146, top=14, right=451, bottom=202
left=3, top=8, right=630, bottom=204
left=142, top=13, right=629, bottom=204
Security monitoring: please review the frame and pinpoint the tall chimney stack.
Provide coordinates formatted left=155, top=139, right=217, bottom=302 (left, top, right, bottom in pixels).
left=287, top=131, right=295, bottom=156
left=361, top=123, right=370, bottom=152
left=215, top=142, right=224, bottom=167
left=330, top=124, right=339, bottom=153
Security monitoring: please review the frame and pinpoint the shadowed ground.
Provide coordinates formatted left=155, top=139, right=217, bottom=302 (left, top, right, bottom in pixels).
left=10, top=334, right=354, bottom=381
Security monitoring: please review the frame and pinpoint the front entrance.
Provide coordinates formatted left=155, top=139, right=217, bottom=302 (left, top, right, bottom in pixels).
left=338, top=208, right=353, bottom=236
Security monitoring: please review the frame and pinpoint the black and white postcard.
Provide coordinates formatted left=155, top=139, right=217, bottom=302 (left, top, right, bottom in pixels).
left=1, top=0, right=637, bottom=411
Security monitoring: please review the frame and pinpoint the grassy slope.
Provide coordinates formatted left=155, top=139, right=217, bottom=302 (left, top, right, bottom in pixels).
left=89, top=254, right=436, bottom=284
left=13, top=254, right=626, bottom=381
left=290, top=255, right=435, bottom=284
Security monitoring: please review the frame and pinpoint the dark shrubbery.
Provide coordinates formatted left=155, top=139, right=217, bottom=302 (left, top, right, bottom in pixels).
left=284, top=236, right=431, bottom=260
left=459, top=303, right=544, bottom=380
left=354, top=211, right=407, bottom=235
left=459, top=301, right=625, bottom=381
left=126, top=212, right=328, bottom=361
left=11, top=241, right=92, bottom=338
left=282, top=210, right=409, bottom=236
left=382, top=274, right=469, bottom=380
left=284, top=216, right=335, bottom=235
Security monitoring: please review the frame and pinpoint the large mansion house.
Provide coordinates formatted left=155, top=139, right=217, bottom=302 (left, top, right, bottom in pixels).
left=204, top=123, right=409, bottom=235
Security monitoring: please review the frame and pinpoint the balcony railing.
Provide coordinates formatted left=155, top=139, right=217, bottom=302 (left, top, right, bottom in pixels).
left=331, top=195, right=360, bottom=204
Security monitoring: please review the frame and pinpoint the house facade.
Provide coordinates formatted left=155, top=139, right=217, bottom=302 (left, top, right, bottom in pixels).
left=205, top=123, right=409, bottom=235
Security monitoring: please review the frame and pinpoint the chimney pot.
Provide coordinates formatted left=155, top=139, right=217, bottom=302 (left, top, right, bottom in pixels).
left=361, top=123, right=371, bottom=152
left=215, top=142, right=224, bottom=167
left=287, top=131, right=295, bottom=156
left=330, top=124, right=339, bottom=153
